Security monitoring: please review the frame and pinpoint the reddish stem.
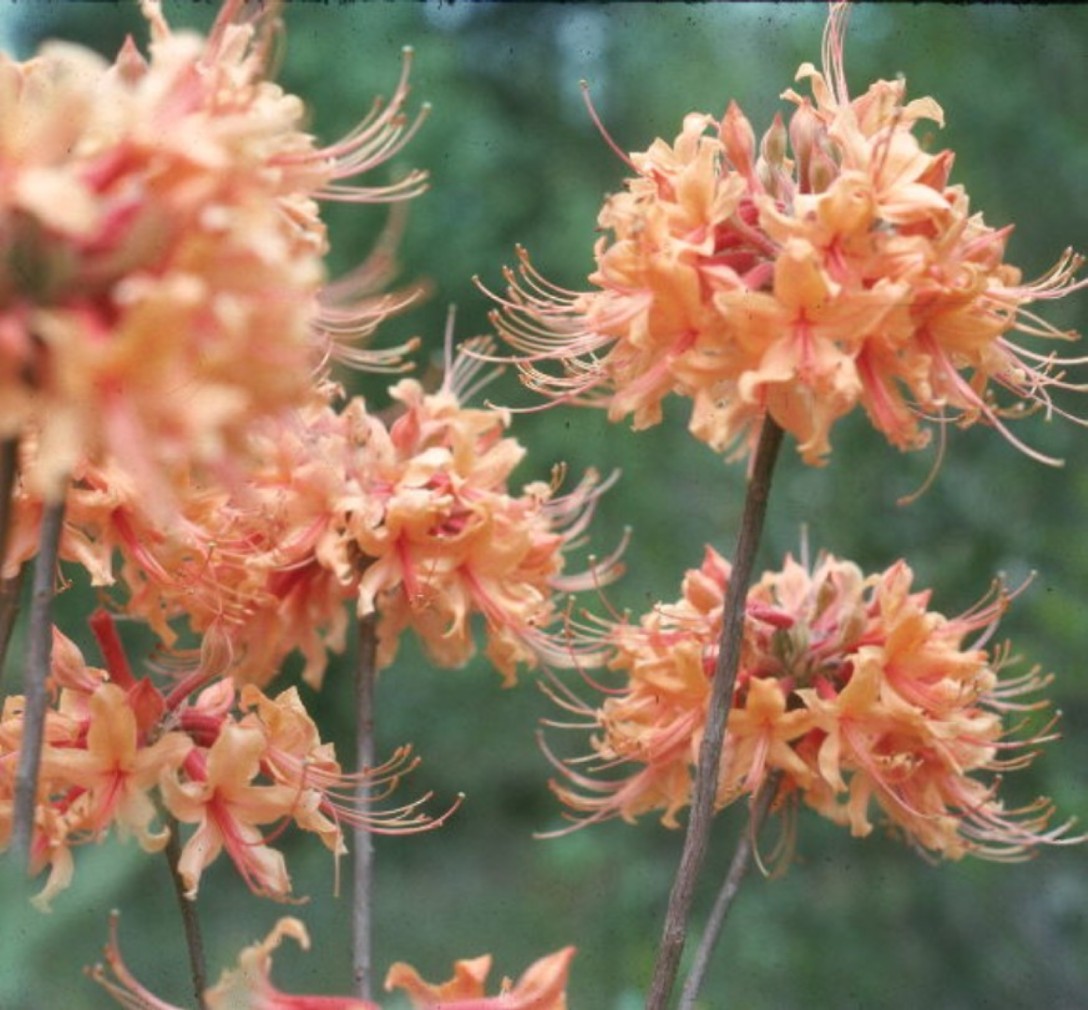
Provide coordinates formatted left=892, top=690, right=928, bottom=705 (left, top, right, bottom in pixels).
left=89, top=609, right=137, bottom=690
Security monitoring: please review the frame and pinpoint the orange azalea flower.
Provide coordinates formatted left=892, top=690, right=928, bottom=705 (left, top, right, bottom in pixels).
left=548, top=546, right=1080, bottom=861
left=1, top=615, right=439, bottom=905
left=386, top=945, right=575, bottom=1009
left=239, top=683, right=444, bottom=853
left=333, top=340, right=621, bottom=683
left=92, top=913, right=381, bottom=1009
left=484, top=3, right=1086, bottom=466
left=159, top=721, right=296, bottom=900
left=0, top=0, right=425, bottom=506
left=65, top=338, right=620, bottom=689
left=0, top=628, right=182, bottom=909
left=9, top=342, right=617, bottom=691
left=91, top=913, right=574, bottom=1010
left=37, top=682, right=191, bottom=848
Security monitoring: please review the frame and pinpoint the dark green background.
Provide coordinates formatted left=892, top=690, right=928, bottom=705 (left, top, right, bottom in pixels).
left=1, top=4, right=1085, bottom=1008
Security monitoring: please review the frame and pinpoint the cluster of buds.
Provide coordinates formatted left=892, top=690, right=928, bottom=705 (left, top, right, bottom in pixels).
left=486, top=3, right=1086, bottom=466
left=91, top=912, right=574, bottom=1010
left=548, top=546, right=1079, bottom=861
left=0, top=612, right=440, bottom=907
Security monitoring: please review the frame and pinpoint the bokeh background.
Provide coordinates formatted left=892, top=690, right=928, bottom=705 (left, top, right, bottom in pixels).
left=1, top=4, right=1086, bottom=1008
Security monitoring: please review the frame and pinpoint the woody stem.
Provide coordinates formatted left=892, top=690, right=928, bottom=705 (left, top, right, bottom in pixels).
left=353, top=612, right=379, bottom=1001
left=11, top=496, right=66, bottom=870
left=0, top=569, right=24, bottom=695
left=164, top=816, right=209, bottom=1010
left=0, top=437, right=15, bottom=564
left=0, top=437, right=20, bottom=691
left=645, top=416, right=784, bottom=1010
left=678, top=773, right=782, bottom=1010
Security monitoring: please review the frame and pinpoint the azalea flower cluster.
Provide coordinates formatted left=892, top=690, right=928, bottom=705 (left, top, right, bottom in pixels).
left=327, top=345, right=622, bottom=682
left=0, top=0, right=425, bottom=506
left=4, top=341, right=621, bottom=689
left=0, top=2, right=610, bottom=1007
left=549, top=546, right=1078, bottom=861
left=0, top=613, right=437, bottom=909
left=91, top=913, right=573, bottom=1010
left=487, top=3, right=1086, bottom=465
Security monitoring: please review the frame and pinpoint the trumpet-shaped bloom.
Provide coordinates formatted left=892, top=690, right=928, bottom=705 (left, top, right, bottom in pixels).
left=548, top=547, right=1079, bottom=861
left=37, top=682, right=192, bottom=849
left=485, top=3, right=1086, bottom=466
left=160, top=722, right=296, bottom=899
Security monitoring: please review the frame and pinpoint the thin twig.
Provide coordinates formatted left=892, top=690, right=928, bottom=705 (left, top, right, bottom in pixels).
left=10, top=497, right=66, bottom=870
left=0, top=437, right=17, bottom=566
left=0, top=568, right=26, bottom=694
left=164, top=816, right=209, bottom=1009
left=353, top=612, right=379, bottom=1001
left=646, top=417, right=784, bottom=1010
left=678, top=774, right=782, bottom=1010
left=0, top=437, right=20, bottom=691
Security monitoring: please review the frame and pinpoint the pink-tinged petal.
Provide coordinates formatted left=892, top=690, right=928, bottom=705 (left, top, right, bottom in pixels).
left=547, top=544, right=1077, bottom=862
left=386, top=947, right=574, bottom=1009
left=484, top=2, right=1086, bottom=468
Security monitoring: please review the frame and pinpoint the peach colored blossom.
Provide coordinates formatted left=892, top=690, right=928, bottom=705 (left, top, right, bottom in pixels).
left=327, top=341, right=622, bottom=684
left=46, top=341, right=620, bottom=690
left=37, top=682, right=191, bottom=849
left=547, top=546, right=1079, bottom=861
left=158, top=721, right=296, bottom=899
left=91, top=913, right=380, bottom=1010
left=385, top=945, right=575, bottom=1009
left=91, top=913, right=574, bottom=1010
left=485, top=3, right=1086, bottom=467
left=238, top=683, right=444, bottom=856
left=1, top=617, right=436, bottom=905
left=0, top=0, right=425, bottom=507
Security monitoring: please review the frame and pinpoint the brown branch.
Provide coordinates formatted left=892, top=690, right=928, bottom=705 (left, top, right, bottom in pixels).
left=164, top=816, right=209, bottom=1010
left=353, top=612, right=379, bottom=1001
left=0, top=568, right=25, bottom=694
left=0, top=437, right=20, bottom=693
left=10, top=497, right=66, bottom=870
left=0, top=437, right=17, bottom=567
left=678, top=773, right=782, bottom=1009
left=645, top=416, right=784, bottom=1010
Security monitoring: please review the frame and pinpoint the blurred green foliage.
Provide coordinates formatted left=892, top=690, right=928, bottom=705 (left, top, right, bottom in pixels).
left=1, top=4, right=1086, bottom=1009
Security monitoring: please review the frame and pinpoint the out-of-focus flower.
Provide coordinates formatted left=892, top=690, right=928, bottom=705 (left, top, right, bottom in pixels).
left=0, top=0, right=426, bottom=506
left=91, top=913, right=381, bottom=1009
left=90, top=913, right=574, bottom=1010
left=484, top=3, right=1086, bottom=466
left=547, top=546, right=1080, bottom=861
